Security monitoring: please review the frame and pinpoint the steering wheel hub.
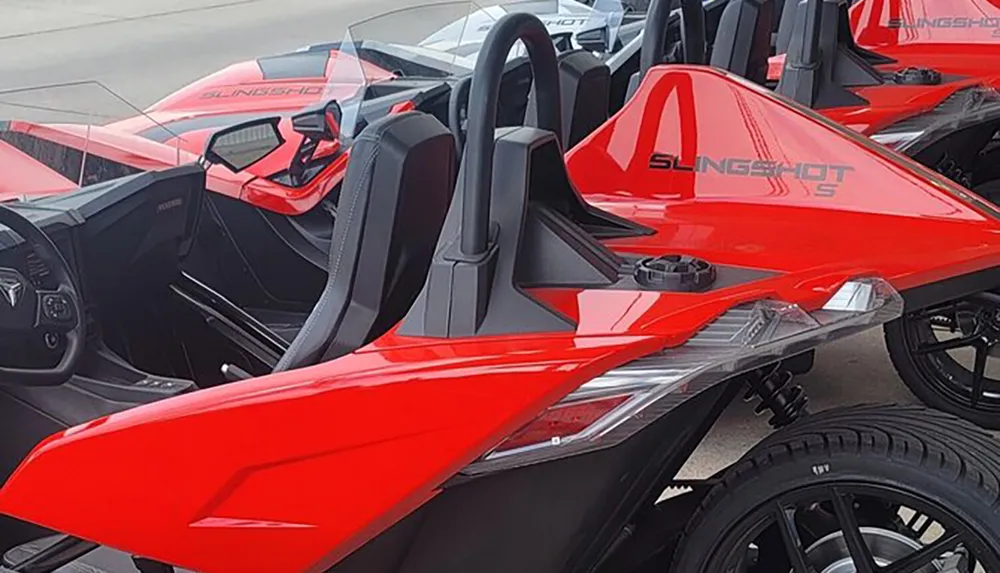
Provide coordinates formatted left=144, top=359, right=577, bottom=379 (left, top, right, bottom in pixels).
left=0, top=268, right=36, bottom=328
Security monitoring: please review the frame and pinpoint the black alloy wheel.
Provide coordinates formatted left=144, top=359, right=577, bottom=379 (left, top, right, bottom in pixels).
left=672, top=406, right=1000, bottom=573
left=885, top=295, right=1000, bottom=429
left=709, top=484, right=995, bottom=572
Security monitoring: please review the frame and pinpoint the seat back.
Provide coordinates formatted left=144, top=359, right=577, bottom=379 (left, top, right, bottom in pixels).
left=274, top=111, right=456, bottom=372
left=775, top=0, right=884, bottom=110
left=526, top=49, right=610, bottom=150
left=710, top=0, right=774, bottom=85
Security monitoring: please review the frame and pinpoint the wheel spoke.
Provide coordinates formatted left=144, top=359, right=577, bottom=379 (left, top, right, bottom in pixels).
left=904, top=511, right=926, bottom=530
left=971, top=344, right=990, bottom=408
left=774, top=504, right=813, bottom=573
left=913, top=515, right=934, bottom=538
left=829, top=489, right=879, bottom=573
left=883, top=532, right=962, bottom=573
left=915, top=334, right=980, bottom=355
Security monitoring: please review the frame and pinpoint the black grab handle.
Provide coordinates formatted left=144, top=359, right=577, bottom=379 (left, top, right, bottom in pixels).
left=640, top=0, right=707, bottom=78
left=460, top=12, right=562, bottom=258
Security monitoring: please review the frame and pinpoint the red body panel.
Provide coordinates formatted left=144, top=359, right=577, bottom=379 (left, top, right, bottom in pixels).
left=764, top=57, right=1000, bottom=135
left=0, top=142, right=77, bottom=198
left=10, top=121, right=195, bottom=170
left=566, top=67, right=1000, bottom=292
left=3, top=67, right=1000, bottom=573
left=765, top=0, right=1000, bottom=136
left=851, top=0, right=1000, bottom=50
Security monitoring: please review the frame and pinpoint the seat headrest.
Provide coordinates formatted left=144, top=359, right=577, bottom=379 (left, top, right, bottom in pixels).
left=710, top=0, right=774, bottom=85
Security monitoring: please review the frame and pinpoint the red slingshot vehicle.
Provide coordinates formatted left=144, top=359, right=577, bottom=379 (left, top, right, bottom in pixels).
left=3, top=7, right=1000, bottom=573
left=627, top=0, right=1000, bottom=427
left=5, top=1, right=999, bottom=430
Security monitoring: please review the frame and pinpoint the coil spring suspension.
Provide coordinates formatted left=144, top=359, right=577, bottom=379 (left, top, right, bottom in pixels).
left=745, top=365, right=810, bottom=429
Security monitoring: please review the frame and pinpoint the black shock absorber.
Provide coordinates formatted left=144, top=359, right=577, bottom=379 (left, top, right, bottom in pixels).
left=745, top=365, right=810, bottom=429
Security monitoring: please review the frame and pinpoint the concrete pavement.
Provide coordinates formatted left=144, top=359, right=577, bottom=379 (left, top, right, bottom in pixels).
left=0, top=0, right=412, bottom=104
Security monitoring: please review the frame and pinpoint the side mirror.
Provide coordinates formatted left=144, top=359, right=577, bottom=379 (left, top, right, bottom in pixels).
left=551, top=32, right=575, bottom=53
left=576, top=26, right=610, bottom=53
left=291, top=100, right=343, bottom=142
left=204, top=117, right=284, bottom=172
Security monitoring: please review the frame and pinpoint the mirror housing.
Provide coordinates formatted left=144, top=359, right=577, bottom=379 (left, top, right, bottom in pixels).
left=551, top=32, right=575, bottom=53
left=576, top=26, right=610, bottom=53
left=292, top=100, right=343, bottom=142
left=204, top=117, right=284, bottom=172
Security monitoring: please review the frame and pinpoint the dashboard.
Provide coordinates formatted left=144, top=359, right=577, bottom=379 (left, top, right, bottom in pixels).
left=0, top=165, right=204, bottom=368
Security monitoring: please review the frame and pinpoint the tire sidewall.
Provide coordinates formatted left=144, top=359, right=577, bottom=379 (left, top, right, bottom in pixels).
left=674, top=450, right=1000, bottom=572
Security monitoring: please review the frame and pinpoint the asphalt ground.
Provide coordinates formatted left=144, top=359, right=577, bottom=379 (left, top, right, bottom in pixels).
left=0, top=0, right=919, bottom=477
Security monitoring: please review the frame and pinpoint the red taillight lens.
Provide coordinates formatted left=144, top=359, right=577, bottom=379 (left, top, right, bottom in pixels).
left=494, top=394, right=632, bottom=454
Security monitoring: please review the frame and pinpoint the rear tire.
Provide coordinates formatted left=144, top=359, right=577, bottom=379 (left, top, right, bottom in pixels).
left=879, top=181, right=1000, bottom=429
left=671, top=405, right=1000, bottom=572
left=884, top=309, right=1000, bottom=429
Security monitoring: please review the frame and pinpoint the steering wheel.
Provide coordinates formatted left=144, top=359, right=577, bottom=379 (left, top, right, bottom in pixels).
left=0, top=206, right=85, bottom=385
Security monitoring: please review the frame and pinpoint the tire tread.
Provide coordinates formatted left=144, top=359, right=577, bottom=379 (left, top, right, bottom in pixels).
left=672, top=405, right=1000, bottom=571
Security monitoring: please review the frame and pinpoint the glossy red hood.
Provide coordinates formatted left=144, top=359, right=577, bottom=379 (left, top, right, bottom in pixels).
left=566, top=66, right=1000, bottom=294
left=3, top=67, right=1000, bottom=573
left=0, top=141, right=77, bottom=199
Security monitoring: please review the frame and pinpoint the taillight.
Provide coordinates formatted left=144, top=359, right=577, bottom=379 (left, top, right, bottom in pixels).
left=465, top=278, right=903, bottom=475
left=492, top=394, right=632, bottom=455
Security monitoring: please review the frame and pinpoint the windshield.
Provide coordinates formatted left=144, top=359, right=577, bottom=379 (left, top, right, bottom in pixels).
left=0, top=1, right=639, bottom=204
left=321, top=0, right=635, bottom=137
left=0, top=81, right=188, bottom=202
left=344, top=0, right=635, bottom=64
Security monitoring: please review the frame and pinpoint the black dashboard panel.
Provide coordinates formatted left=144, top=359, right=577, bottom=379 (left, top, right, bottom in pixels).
left=0, top=165, right=205, bottom=304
